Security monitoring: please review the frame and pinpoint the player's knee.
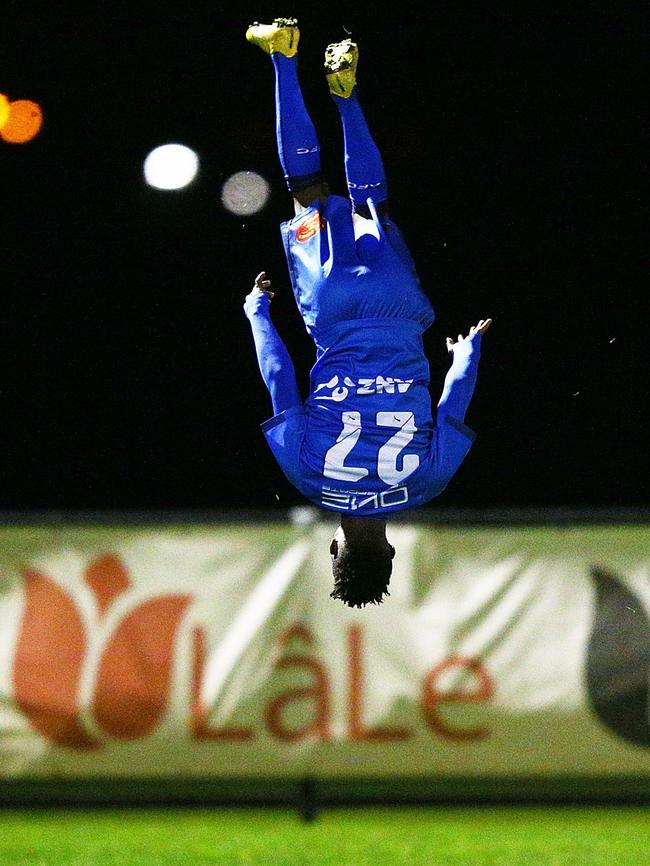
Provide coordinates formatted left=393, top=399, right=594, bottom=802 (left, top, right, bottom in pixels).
left=352, top=198, right=389, bottom=222
left=292, top=181, right=330, bottom=214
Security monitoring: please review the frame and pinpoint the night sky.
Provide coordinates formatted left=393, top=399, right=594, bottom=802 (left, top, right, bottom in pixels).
left=1, top=4, right=646, bottom=513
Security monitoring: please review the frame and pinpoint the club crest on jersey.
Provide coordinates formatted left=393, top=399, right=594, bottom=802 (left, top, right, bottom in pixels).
left=296, top=212, right=325, bottom=244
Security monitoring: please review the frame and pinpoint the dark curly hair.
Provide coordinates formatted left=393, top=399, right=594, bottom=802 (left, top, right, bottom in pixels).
left=330, top=542, right=395, bottom=608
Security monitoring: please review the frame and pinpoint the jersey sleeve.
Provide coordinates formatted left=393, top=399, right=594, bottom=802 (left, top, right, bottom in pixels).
left=424, top=331, right=481, bottom=495
left=244, top=294, right=302, bottom=416
left=261, top=405, right=307, bottom=489
left=424, top=414, right=476, bottom=497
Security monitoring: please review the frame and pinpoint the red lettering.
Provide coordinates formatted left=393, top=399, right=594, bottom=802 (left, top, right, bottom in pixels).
left=191, top=626, right=254, bottom=741
left=264, top=625, right=331, bottom=742
left=421, top=656, right=493, bottom=742
left=347, top=624, right=412, bottom=741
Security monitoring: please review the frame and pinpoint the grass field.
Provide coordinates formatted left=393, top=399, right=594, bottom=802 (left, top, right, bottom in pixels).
left=0, top=807, right=648, bottom=865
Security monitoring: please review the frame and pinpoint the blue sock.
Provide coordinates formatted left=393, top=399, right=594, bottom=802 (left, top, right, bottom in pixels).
left=272, top=53, right=322, bottom=192
left=332, top=89, right=388, bottom=215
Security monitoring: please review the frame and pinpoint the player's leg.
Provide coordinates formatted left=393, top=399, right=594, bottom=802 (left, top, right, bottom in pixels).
left=246, top=18, right=328, bottom=215
left=325, top=39, right=388, bottom=222
left=321, top=37, right=434, bottom=330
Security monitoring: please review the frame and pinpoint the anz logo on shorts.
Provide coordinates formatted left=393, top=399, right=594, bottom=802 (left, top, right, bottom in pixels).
left=314, top=374, right=413, bottom=402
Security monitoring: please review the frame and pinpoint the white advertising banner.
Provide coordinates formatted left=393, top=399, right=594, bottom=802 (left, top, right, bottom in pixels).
left=0, top=522, right=649, bottom=779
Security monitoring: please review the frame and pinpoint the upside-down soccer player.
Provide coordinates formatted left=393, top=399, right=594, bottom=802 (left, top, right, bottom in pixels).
left=243, top=18, right=492, bottom=608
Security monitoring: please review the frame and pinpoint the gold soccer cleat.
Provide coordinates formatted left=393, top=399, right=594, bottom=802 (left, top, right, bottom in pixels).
left=245, top=17, right=300, bottom=57
left=324, top=38, right=358, bottom=98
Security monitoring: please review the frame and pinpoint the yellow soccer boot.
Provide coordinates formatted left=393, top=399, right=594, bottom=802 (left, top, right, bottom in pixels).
left=245, top=17, right=300, bottom=57
left=324, top=38, right=358, bottom=98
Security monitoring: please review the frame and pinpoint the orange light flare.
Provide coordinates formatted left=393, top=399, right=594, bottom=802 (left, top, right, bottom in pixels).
left=0, top=94, right=9, bottom=129
left=0, top=98, right=43, bottom=143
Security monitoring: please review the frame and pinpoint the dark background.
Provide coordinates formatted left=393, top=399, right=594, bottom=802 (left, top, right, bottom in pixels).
left=1, top=3, right=646, bottom=512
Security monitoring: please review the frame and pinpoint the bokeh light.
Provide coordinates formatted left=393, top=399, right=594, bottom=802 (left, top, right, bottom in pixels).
left=0, top=94, right=9, bottom=130
left=0, top=99, right=43, bottom=143
left=143, top=143, right=199, bottom=190
left=221, top=171, right=270, bottom=215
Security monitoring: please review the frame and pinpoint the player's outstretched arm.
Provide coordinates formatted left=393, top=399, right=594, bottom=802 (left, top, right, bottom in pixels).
left=437, top=319, right=492, bottom=423
left=244, top=271, right=302, bottom=416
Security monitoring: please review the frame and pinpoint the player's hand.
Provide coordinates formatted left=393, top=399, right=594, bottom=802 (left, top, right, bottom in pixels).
left=446, top=318, right=492, bottom=353
left=244, top=271, right=275, bottom=317
left=251, top=271, right=275, bottom=300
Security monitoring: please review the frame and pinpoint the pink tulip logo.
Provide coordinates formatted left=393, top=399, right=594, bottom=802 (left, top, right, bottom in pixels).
left=13, top=553, right=191, bottom=749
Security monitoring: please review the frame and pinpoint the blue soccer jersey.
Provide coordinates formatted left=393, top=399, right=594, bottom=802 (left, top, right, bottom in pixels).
left=261, top=318, right=477, bottom=517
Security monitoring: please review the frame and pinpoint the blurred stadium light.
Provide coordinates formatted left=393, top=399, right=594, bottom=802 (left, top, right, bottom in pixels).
left=0, top=97, right=43, bottom=143
left=221, top=170, right=270, bottom=215
left=143, top=143, right=199, bottom=190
